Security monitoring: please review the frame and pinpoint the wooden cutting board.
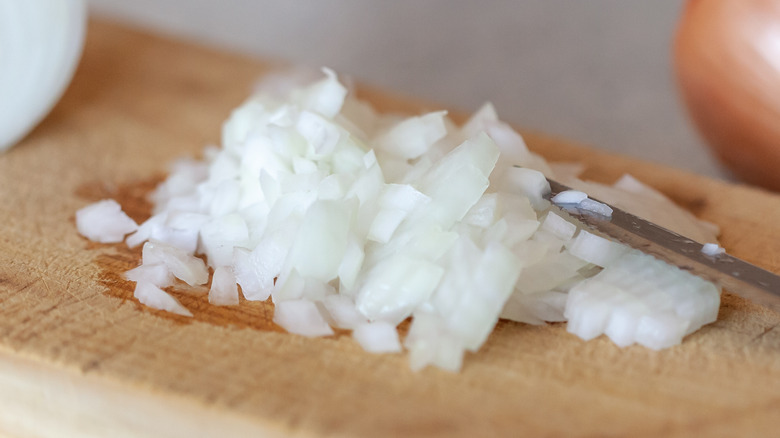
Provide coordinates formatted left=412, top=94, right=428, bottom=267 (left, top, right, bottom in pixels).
left=1, top=20, right=778, bottom=438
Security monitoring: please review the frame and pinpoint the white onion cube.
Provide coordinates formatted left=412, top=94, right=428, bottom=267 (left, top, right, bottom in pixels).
left=322, top=294, right=367, bottom=329
left=357, top=256, right=445, bottom=322
left=501, top=167, right=550, bottom=210
left=552, top=190, right=587, bottom=204
left=209, top=266, right=239, bottom=306
left=288, top=200, right=352, bottom=282
left=141, top=240, right=208, bottom=286
left=541, top=212, right=577, bottom=241
left=296, top=68, right=347, bottom=118
left=567, top=230, right=628, bottom=267
left=352, top=322, right=402, bottom=353
left=376, top=111, right=447, bottom=159
left=76, top=199, right=138, bottom=243
left=134, top=281, right=192, bottom=317
left=124, top=263, right=174, bottom=288
left=578, top=198, right=613, bottom=217
left=273, top=299, right=334, bottom=337
left=702, top=243, right=726, bottom=256
left=565, top=250, right=719, bottom=349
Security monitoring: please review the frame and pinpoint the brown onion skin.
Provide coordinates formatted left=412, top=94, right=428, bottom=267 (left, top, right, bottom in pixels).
left=675, top=0, right=780, bottom=191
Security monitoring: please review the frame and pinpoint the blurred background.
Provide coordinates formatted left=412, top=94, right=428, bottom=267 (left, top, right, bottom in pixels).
left=87, top=0, right=728, bottom=181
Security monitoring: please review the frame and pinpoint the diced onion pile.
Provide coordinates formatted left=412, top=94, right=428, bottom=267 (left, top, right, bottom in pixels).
left=76, top=69, right=721, bottom=371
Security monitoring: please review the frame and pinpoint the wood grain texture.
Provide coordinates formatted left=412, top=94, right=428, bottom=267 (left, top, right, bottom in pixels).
left=0, top=20, right=778, bottom=438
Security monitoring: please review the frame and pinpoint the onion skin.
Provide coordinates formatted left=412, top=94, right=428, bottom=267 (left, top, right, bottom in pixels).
left=675, top=0, right=780, bottom=190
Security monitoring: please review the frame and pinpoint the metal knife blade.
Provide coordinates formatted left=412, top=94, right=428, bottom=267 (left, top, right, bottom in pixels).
left=544, top=177, right=780, bottom=313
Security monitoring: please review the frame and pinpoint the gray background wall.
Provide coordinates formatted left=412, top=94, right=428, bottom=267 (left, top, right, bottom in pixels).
left=88, top=0, right=728, bottom=180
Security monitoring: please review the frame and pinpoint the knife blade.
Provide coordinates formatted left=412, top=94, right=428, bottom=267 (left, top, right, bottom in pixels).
left=544, top=177, right=780, bottom=313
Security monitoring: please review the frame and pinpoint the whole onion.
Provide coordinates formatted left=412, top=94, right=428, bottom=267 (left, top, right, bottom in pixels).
left=675, top=0, right=780, bottom=191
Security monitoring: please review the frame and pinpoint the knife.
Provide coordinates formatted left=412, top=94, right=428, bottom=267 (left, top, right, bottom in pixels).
left=544, top=177, right=780, bottom=313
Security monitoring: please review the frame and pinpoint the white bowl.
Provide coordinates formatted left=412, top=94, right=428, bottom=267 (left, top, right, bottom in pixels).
left=0, top=0, right=87, bottom=150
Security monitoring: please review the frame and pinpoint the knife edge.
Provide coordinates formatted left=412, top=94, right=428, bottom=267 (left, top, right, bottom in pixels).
left=543, top=177, right=780, bottom=313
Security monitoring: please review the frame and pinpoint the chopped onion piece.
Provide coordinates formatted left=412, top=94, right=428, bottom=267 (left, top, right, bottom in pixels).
left=322, top=295, right=367, bottom=329
left=352, top=322, right=402, bottom=353
left=76, top=199, right=138, bottom=243
left=124, top=263, right=174, bottom=288
left=142, top=240, right=208, bottom=286
left=435, top=239, right=521, bottom=351
left=288, top=200, right=352, bottom=282
left=514, top=252, right=588, bottom=294
left=200, top=213, right=249, bottom=267
left=134, top=281, right=192, bottom=317
left=231, top=226, right=293, bottom=301
left=568, top=230, right=628, bottom=267
left=337, top=236, right=365, bottom=293
left=702, top=243, right=726, bottom=256
left=375, top=111, right=447, bottom=159
left=296, top=111, right=342, bottom=155
left=126, top=213, right=166, bottom=248
left=501, top=291, right=568, bottom=325
left=461, top=102, right=498, bottom=138
left=565, top=250, right=720, bottom=349
left=412, top=132, right=498, bottom=228
left=462, top=193, right=498, bottom=228
left=209, top=266, right=239, bottom=306
left=368, top=184, right=430, bottom=243
left=552, top=190, right=587, bottom=204
left=126, top=212, right=201, bottom=253
left=273, top=300, right=334, bottom=337
left=578, top=198, right=613, bottom=217
left=500, top=167, right=551, bottom=210
left=405, top=312, right=465, bottom=372
left=357, top=256, right=445, bottom=323
left=541, top=211, right=577, bottom=241
left=294, top=67, right=347, bottom=118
